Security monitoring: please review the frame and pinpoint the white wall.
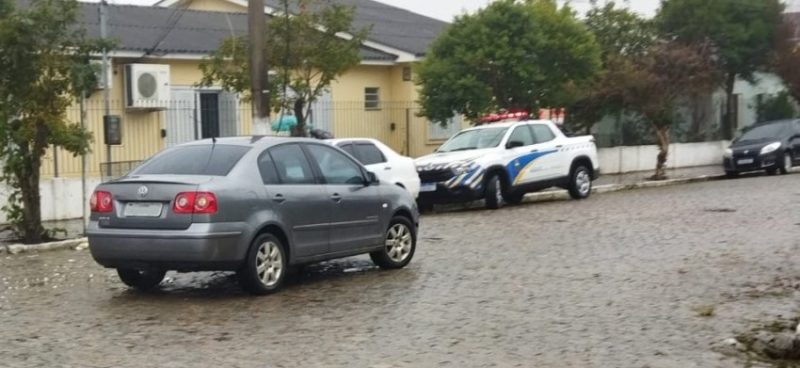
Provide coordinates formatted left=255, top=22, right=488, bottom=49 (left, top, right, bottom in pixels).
left=598, top=141, right=728, bottom=175
left=0, top=177, right=101, bottom=224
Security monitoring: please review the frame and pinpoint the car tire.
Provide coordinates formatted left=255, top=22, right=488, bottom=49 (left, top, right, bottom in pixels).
left=502, top=191, right=525, bottom=205
left=766, top=168, right=777, bottom=175
left=779, top=152, right=793, bottom=175
left=725, top=171, right=739, bottom=179
left=117, top=268, right=166, bottom=291
left=484, top=174, right=504, bottom=210
left=568, top=165, right=593, bottom=200
left=370, top=216, right=416, bottom=269
left=238, top=233, right=288, bottom=295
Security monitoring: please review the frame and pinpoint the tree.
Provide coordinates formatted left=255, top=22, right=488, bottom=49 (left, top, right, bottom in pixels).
left=416, top=0, right=601, bottom=124
left=772, top=17, right=800, bottom=104
left=200, top=0, right=369, bottom=137
left=657, top=0, right=784, bottom=139
left=622, top=41, right=721, bottom=179
left=0, top=0, right=105, bottom=244
left=567, top=1, right=654, bottom=133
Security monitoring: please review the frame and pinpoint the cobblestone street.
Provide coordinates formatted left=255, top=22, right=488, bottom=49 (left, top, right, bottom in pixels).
left=1, top=174, right=799, bottom=367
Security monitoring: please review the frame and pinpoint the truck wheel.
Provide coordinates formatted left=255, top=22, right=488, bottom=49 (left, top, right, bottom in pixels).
left=117, top=269, right=166, bottom=291
left=568, top=165, right=592, bottom=200
left=484, top=174, right=504, bottom=210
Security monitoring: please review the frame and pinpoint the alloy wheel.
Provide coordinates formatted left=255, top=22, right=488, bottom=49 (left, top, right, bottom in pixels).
left=256, top=241, right=283, bottom=287
left=385, top=223, right=413, bottom=263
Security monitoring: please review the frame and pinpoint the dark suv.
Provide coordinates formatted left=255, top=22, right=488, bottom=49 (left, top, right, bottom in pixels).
left=87, top=137, right=419, bottom=295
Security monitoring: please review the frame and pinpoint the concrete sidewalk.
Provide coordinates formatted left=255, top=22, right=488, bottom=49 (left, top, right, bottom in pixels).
left=595, top=165, right=725, bottom=186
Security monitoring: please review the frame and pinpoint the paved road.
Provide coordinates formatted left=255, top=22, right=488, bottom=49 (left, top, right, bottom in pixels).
left=1, top=174, right=799, bottom=367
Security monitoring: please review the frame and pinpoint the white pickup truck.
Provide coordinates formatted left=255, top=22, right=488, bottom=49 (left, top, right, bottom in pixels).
left=415, top=119, right=599, bottom=210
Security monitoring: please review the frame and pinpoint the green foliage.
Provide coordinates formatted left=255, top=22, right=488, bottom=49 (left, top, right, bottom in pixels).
left=567, top=2, right=655, bottom=133
left=199, top=0, right=369, bottom=136
left=772, top=21, right=800, bottom=104
left=755, top=91, right=798, bottom=123
left=657, top=0, right=783, bottom=81
left=0, top=0, right=106, bottom=243
left=416, top=0, right=601, bottom=123
left=584, top=1, right=655, bottom=61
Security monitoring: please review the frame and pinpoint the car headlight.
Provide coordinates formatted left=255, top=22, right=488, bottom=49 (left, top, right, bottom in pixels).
left=760, top=142, right=781, bottom=155
left=723, top=148, right=732, bottom=158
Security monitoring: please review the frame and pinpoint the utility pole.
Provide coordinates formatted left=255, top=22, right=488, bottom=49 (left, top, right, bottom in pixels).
left=100, top=0, right=112, bottom=176
left=249, top=0, right=270, bottom=135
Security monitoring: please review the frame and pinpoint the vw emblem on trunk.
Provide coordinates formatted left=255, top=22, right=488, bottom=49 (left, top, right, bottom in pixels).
left=744, top=150, right=749, bottom=154
left=137, top=185, right=149, bottom=198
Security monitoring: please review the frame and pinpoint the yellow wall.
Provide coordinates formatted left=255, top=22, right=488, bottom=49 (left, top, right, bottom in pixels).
left=41, top=58, right=440, bottom=178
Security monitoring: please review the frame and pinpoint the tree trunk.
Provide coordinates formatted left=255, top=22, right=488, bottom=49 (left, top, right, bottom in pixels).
left=18, top=121, right=48, bottom=244
left=722, top=72, right=737, bottom=140
left=290, top=98, right=307, bottom=137
left=652, top=125, right=670, bottom=181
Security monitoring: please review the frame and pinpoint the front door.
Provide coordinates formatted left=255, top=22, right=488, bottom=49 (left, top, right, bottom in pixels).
left=304, top=143, right=384, bottom=254
left=262, top=143, right=331, bottom=258
left=200, top=92, right=220, bottom=139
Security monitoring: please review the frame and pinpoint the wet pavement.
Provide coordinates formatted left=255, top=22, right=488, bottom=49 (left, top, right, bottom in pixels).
left=1, top=173, right=799, bottom=367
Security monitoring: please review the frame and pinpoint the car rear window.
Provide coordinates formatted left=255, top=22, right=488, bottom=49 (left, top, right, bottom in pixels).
left=354, top=143, right=386, bottom=165
left=133, top=144, right=251, bottom=176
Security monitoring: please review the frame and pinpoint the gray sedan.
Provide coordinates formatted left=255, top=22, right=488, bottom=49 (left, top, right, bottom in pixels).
left=87, top=137, right=419, bottom=295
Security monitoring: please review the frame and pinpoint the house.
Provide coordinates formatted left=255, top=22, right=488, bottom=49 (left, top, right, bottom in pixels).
left=42, top=0, right=461, bottom=179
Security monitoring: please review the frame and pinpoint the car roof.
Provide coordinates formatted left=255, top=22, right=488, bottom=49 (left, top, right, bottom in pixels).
left=177, top=136, right=321, bottom=149
left=326, top=138, right=380, bottom=145
left=465, top=119, right=554, bottom=130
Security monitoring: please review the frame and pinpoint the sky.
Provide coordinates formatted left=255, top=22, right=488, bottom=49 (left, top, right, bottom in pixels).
left=104, top=0, right=800, bottom=22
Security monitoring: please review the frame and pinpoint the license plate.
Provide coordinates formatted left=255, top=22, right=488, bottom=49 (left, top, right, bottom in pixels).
left=737, top=158, right=754, bottom=165
left=420, top=183, right=437, bottom=192
left=124, top=202, right=163, bottom=217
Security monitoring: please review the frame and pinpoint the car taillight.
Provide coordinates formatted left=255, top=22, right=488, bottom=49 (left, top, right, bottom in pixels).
left=90, top=191, right=113, bottom=213
left=173, top=192, right=217, bottom=214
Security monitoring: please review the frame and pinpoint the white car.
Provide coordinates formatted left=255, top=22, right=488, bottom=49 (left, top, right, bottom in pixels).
left=415, top=119, right=599, bottom=210
left=327, top=138, right=421, bottom=198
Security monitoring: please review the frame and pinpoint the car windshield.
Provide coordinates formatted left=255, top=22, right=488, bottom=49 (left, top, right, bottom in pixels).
left=437, top=127, right=508, bottom=153
left=736, top=122, right=790, bottom=143
left=132, top=144, right=251, bottom=176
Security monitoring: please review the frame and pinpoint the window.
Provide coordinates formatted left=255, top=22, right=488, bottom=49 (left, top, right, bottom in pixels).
left=269, top=144, right=316, bottom=184
left=507, top=126, right=535, bottom=147
left=133, top=145, right=250, bottom=176
left=437, top=127, right=508, bottom=152
left=530, top=124, right=556, bottom=144
left=306, top=144, right=365, bottom=185
left=257, top=151, right=280, bottom=184
left=337, top=143, right=356, bottom=157
left=354, top=143, right=386, bottom=165
left=428, top=116, right=462, bottom=141
left=364, top=87, right=380, bottom=110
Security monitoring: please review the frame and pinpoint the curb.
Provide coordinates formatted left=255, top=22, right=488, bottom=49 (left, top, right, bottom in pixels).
left=1, top=237, right=88, bottom=255
left=520, top=173, right=726, bottom=203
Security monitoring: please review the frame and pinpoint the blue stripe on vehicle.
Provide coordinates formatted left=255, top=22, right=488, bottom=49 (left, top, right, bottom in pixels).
left=506, top=150, right=558, bottom=184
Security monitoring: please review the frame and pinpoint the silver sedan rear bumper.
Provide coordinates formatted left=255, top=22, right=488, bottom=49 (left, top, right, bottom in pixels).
left=87, top=222, right=249, bottom=271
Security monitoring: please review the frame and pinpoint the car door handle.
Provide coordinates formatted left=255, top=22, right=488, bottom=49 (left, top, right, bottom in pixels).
left=530, top=149, right=539, bottom=153
left=384, top=166, right=392, bottom=170
left=331, top=193, right=342, bottom=202
left=272, top=194, right=286, bottom=203
left=555, top=145, right=563, bottom=149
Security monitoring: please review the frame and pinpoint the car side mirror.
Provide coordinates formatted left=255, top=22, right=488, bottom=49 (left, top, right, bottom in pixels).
left=366, top=171, right=379, bottom=186
left=506, top=140, right=524, bottom=149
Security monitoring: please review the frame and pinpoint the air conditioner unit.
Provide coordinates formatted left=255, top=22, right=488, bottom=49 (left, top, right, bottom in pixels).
left=124, top=64, right=170, bottom=110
